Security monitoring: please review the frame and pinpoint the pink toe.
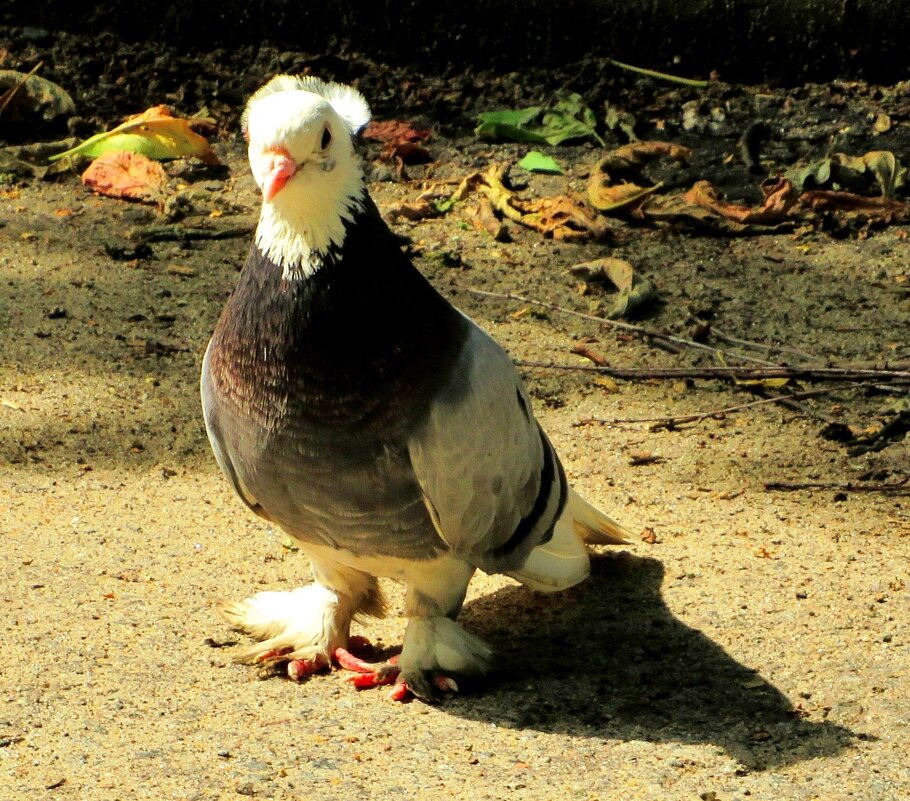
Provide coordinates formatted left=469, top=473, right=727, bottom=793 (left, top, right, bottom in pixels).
left=388, top=681, right=412, bottom=702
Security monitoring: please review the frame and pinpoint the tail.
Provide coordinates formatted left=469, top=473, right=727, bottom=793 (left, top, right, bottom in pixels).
left=506, top=489, right=630, bottom=593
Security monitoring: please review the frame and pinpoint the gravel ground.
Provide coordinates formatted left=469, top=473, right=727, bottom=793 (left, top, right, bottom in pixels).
left=2, top=30, right=910, bottom=800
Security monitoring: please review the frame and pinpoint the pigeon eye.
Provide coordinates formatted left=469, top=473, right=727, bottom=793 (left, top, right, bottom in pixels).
left=320, top=125, right=332, bottom=150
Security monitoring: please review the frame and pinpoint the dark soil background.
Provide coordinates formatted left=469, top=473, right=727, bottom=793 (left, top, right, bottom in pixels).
left=2, top=13, right=909, bottom=801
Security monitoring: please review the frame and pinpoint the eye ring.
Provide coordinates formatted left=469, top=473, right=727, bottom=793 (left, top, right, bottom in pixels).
left=320, top=125, right=332, bottom=150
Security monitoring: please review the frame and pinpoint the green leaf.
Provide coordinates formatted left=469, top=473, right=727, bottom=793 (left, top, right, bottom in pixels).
left=475, top=92, right=604, bottom=146
left=476, top=106, right=543, bottom=129
left=475, top=107, right=547, bottom=144
left=785, top=150, right=906, bottom=198
left=518, top=150, right=564, bottom=174
left=538, top=93, right=605, bottom=146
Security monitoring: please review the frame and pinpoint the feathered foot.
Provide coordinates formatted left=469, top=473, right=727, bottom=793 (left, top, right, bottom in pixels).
left=219, top=583, right=376, bottom=677
left=332, top=617, right=491, bottom=702
left=333, top=642, right=457, bottom=702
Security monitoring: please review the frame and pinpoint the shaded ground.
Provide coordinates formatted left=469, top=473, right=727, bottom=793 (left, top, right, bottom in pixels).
left=2, top=25, right=910, bottom=801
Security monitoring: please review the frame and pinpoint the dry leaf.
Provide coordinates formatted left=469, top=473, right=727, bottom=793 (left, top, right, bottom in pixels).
left=81, top=151, right=167, bottom=203
left=628, top=450, right=664, bottom=466
left=385, top=198, right=441, bottom=221
left=588, top=179, right=662, bottom=212
left=364, top=119, right=433, bottom=164
left=799, top=190, right=910, bottom=222
left=685, top=177, right=798, bottom=224
left=586, top=141, right=688, bottom=215
left=514, top=194, right=606, bottom=240
left=51, top=105, right=219, bottom=164
left=570, top=343, right=609, bottom=366
left=593, top=376, right=620, bottom=393
left=363, top=119, right=432, bottom=145
left=598, top=141, right=691, bottom=172
left=569, top=257, right=656, bottom=318
left=479, top=163, right=607, bottom=240
left=470, top=195, right=510, bottom=241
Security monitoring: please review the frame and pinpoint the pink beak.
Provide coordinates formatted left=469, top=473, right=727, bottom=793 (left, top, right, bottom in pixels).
left=260, top=146, right=298, bottom=201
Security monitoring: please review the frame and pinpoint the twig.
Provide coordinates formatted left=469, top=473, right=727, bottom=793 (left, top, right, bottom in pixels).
left=605, top=57, right=710, bottom=88
left=0, top=61, right=44, bottom=119
left=768, top=395, right=840, bottom=426
left=574, top=385, right=858, bottom=428
left=709, top=326, right=821, bottom=364
left=765, top=478, right=910, bottom=495
left=462, top=286, right=777, bottom=364
left=514, top=361, right=910, bottom=384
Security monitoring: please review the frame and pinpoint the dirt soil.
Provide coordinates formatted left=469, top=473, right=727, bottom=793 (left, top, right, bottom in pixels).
left=2, top=26, right=910, bottom=801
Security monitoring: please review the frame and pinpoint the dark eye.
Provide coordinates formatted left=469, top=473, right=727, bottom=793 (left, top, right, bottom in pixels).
left=320, top=125, right=332, bottom=150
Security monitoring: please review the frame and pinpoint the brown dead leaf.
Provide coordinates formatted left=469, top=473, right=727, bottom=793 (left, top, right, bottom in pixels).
left=685, top=177, right=798, bottom=224
left=628, top=450, right=664, bottom=466
left=599, top=141, right=691, bottom=173
left=587, top=141, right=689, bottom=215
left=364, top=119, right=432, bottom=145
left=364, top=119, right=433, bottom=164
left=385, top=197, right=441, bottom=221
left=570, top=343, right=609, bottom=366
left=799, top=189, right=910, bottom=220
left=633, top=192, right=794, bottom=234
left=81, top=151, right=167, bottom=204
left=470, top=195, right=510, bottom=241
left=514, top=194, right=606, bottom=240
left=569, top=256, right=657, bottom=318
left=571, top=257, right=635, bottom=291
left=480, top=162, right=607, bottom=240
left=588, top=178, right=662, bottom=213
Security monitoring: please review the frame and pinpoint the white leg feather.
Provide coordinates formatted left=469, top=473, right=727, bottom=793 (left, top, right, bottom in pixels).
left=219, top=584, right=349, bottom=664
left=219, top=554, right=383, bottom=666
left=399, top=616, right=492, bottom=675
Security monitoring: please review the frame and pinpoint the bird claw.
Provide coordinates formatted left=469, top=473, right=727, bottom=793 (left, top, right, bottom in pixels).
left=253, top=646, right=294, bottom=664
left=286, top=654, right=328, bottom=681
left=332, top=642, right=458, bottom=702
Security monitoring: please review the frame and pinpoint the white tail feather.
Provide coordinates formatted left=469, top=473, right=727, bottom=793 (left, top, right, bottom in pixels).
left=567, top=488, right=630, bottom=545
left=507, top=489, right=629, bottom=592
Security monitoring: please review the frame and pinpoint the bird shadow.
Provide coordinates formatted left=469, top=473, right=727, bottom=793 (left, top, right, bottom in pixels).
left=450, top=552, right=857, bottom=771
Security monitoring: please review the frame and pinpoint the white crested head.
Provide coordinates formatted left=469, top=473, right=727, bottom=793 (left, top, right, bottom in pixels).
left=243, top=75, right=371, bottom=279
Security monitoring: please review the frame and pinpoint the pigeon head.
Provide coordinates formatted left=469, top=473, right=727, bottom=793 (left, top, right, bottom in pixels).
left=243, top=76, right=372, bottom=279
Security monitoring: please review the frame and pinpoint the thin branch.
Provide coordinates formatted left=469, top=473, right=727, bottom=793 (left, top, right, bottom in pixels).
left=574, top=385, right=859, bottom=428
left=514, top=361, right=910, bottom=384
left=0, top=61, right=44, bottom=119
left=605, top=57, right=710, bottom=88
left=709, top=326, right=822, bottom=364
left=461, top=286, right=777, bottom=365
left=765, top=478, right=910, bottom=495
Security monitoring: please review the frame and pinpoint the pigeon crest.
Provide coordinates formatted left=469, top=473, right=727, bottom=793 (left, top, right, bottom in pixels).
left=243, top=75, right=372, bottom=279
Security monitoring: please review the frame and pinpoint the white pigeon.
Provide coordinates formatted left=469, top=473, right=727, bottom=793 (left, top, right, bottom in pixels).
left=201, top=75, right=629, bottom=701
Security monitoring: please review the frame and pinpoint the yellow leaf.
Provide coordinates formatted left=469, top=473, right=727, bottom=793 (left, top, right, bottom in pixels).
left=50, top=105, right=219, bottom=164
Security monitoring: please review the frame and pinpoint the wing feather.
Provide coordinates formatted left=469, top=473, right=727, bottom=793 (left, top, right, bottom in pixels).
left=408, top=320, right=561, bottom=570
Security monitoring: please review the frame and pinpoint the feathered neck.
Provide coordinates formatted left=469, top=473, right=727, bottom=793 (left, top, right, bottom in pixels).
left=253, top=161, right=366, bottom=281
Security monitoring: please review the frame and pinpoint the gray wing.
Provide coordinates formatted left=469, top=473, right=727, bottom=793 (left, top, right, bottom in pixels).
left=408, top=319, right=567, bottom=573
left=201, top=339, right=268, bottom=517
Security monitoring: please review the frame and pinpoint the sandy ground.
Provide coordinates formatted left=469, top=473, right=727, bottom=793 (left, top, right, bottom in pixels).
left=3, top=83, right=910, bottom=800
